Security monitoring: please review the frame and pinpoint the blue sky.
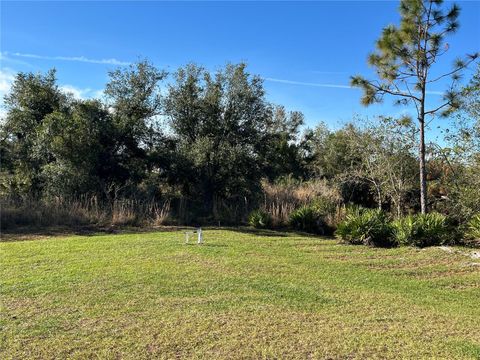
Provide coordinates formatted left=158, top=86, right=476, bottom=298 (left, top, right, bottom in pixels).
left=1, top=0, right=479, bottom=134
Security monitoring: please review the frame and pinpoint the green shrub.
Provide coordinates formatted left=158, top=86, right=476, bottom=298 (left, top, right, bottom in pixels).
left=289, top=205, right=326, bottom=234
left=248, top=209, right=272, bottom=228
left=335, top=207, right=394, bottom=247
left=392, top=212, right=448, bottom=247
left=465, top=214, right=480, bottom=246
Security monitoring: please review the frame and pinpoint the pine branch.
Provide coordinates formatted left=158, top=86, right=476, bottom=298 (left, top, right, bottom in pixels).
left=369, top=82, right=422, bottom=102
left=427, top=55, right=479, bottom=83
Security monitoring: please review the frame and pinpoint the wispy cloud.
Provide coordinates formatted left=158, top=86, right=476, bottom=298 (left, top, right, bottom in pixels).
left=265, top=77, right=352, bottom=89
left=265, top=77, right=444, bottom=96
left=6, top=52, right=130, bottom=66
left=426, top=90, right=444, bottom=95
left=0, top=52, right=34, bottom=67
left=311, top=71, right=347, bottom=75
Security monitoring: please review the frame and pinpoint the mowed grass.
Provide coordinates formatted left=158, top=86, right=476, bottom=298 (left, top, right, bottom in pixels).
left=1, top=229, right=479, bottom=359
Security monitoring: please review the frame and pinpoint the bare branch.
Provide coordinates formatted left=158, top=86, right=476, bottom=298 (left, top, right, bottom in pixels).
left=404, top=82, right=421, bottom=117
left=424, top=101, right=452, bottom=115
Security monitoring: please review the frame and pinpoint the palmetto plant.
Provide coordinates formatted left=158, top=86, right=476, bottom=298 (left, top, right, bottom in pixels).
left=289, top=205, right=324, bottom=234
left=466, top=214, right=480, bottom=242
left=248, top=209, right=272, bottom=229
left=335, top=207, right=394, bottom=247
left=393, top=212, right=448, bottom=247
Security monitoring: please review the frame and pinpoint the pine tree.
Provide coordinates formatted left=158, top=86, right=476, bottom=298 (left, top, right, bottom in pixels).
left=351, top=0, right=478, bottom=213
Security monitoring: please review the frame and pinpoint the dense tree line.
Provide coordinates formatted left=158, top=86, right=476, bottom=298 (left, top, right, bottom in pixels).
left=1, top=60, right=478, bottom=226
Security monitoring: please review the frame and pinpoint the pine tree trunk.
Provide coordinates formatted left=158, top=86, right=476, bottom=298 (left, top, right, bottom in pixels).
left=419, top=118, right=427, bottom=214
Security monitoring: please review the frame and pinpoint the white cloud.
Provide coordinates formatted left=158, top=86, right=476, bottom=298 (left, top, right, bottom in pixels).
left=1, top=68, right=16, bottom=120
left=0, top=69, right=16, bottom=120
left=60, top=85, right=103, bottom=100
left=6, top=52, right=130, bottom=66
left=92, top=89, right=105, bottom=98
left=0, top=68, right=16, bottom=96
left=60, top=85, right=89, bottom=99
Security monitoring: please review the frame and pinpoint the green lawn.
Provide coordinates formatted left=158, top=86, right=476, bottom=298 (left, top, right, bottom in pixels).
left=1, top=229, right=479, bottom=359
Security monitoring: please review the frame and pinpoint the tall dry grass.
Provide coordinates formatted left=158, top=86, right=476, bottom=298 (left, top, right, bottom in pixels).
left=150, top=200, right=171, bottom=226
left=261, top=178, right=343, bottom=228
left=1, top=180, right=345, bottom=231
left=0, top=196, right=173, bottom=231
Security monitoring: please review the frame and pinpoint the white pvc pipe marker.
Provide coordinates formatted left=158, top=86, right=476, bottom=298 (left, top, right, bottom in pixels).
left=184, top=229, right=203, bottom=244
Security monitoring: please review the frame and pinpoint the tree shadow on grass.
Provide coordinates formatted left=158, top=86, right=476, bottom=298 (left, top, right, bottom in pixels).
left=184, top=243, right=228, bottom=247
left=227, top=227, right=290, bottom=237
left=0, top=225, right=99, bottom=242
left=228, top=226, right=333, bottom=239
left=0, top=224, right=180, bottom=242
left=1, top=224, right=334, bottom=243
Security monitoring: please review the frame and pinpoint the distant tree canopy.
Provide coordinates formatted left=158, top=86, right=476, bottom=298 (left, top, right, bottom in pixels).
left=0, top=62, right=314, bottom=220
